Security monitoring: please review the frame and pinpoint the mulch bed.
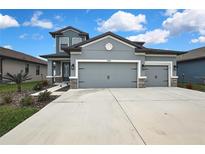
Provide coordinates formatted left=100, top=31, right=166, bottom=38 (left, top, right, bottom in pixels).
left=0, top=90, right=59, bottom=109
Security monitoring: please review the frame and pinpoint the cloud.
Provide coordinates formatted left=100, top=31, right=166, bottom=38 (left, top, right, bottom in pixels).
left=23, top=11, right=53, bottom=29
left=32, top=33, right=44, bottom=40
left=127, top=29, right=170, bottom=44
left=163, top=10, right=205, bottom=35
left=0, top=13, right=19, bottom=29
left=164, top=9, right=177, bottom=16
left=54, top=15, right=63, bottom=21
left=191, top=36, right=205, bottom=43
left=19, top=33, right=28, bottom=39
left=97, top=11, right=146, bottom=32
left=3, top=45, right=12, bottom=49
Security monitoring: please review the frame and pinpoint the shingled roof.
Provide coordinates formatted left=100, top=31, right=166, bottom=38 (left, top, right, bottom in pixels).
left=49, top=26, right=89, bottom=39
left=63, top=31, right=183, bottom=55
left=177, top=47, right=205, bottom=62
left=0, top=47, right=47, bottom=65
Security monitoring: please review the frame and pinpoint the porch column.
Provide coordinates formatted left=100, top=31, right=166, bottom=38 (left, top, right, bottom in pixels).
left=47, top=60, right=53, bottom=83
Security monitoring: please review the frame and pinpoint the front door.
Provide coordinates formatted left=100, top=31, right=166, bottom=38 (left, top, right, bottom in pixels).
left=62, top=62, right=70, bottom=81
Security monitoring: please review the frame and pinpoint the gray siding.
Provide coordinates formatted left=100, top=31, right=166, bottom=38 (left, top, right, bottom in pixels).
left=177, top=59, right=205, bottom=84
left=56, top=30, right=85, bottom=53
left=2, top=58, right=47, bottom=82
left=71, top=37, right=144, bottom=76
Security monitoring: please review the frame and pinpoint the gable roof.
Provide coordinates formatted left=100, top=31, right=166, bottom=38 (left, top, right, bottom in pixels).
left=63, top=31, right=145, bottom=52
left=63, top=31, right=182, bottom=55
left=0, top=47, right=47, bottom=65
left=177, top=47, right=205, bottom=62
left=49, top=26, right=89, bottom=39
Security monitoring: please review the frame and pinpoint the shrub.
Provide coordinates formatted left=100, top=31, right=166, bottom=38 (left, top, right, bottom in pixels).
left=33, top=82, right=43, bottom=91
left=41, top=80, right=49, bottom=87
left=2, top=94, right=12, bottom=104
left=37, top=90, right=51, bottom=102
left=186, top=83, right=193, bottom=89
left=20, top=95, right=34, bottom=106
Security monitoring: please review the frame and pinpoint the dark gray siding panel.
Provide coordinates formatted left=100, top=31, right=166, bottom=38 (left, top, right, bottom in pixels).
left=79, top=62, right=137, bottom=88
left=177, top=59, right=205, bottom=84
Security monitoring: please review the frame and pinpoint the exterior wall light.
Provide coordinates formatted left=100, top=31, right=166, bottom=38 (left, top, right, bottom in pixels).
left=174, top=65, right=177, bottom=71
left=71, top=64, right=75, bottom=70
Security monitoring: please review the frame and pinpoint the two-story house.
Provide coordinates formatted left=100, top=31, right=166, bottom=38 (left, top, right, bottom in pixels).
left=41, top=26, right=182, bottom=89
left=41, top=26, right=89, bottom=83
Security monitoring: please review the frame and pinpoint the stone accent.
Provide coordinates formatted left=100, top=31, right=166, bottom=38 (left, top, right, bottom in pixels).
left=70, top=79, right=78, bottom=89
left=47, top=78, right=53, bottom=85
left=55, top=77, right=63, bottom=83
left=138, top=78, right=146, bottom=88
left=171, top=78, right=178, bottom=87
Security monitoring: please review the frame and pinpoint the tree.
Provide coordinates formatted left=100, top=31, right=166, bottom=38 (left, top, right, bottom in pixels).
left=3, top=71, right=32, bottom=92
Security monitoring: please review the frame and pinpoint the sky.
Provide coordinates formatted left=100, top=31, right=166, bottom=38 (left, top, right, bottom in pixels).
left=0, top=9, right=205, bottom=58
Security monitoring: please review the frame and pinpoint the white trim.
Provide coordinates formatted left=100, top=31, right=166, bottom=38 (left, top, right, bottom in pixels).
left=135, top=53, right=146, bottom=56
left=48, top=58, right=69, bottom=60
left=70, top=52, right=82, bottom=55
left=69, top=59, right=146, bottom=88
left=80, top=35, right=136, bottom=49
left=61, top=28, right=81, bottom=34
left=144, top=61, right=177, bottom=87
left=46, top=76, right=62, bottom=78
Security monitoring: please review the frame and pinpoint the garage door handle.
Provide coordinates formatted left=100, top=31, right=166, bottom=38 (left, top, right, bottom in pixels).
left=79, top=81, right=85, bottom=83
left=131, top=81, right=137, bottom=83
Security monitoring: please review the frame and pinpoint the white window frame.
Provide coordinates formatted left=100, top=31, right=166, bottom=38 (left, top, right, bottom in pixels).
left=59, top=37, right=69, bottom=52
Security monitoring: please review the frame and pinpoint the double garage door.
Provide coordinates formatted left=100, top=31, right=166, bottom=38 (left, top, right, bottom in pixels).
left=78, top=62, right=168, bottom=88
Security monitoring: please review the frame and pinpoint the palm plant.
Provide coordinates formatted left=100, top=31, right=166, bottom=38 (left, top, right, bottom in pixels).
left=3, top=71, right=32, bottom=92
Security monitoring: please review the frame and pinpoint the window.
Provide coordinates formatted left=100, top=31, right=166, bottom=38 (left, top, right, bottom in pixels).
left=72, top=37, right=82, bottom=45
left=59, top=37, right=69, bottom=52
left=36, top=65, right=40, bottom=75
left=25, top=64, right=29, bottom=74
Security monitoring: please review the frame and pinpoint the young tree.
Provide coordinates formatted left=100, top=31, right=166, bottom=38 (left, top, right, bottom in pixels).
left=3, top=71, right=32, bottom=92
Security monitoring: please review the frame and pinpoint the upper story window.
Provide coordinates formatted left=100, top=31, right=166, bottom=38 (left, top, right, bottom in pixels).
left=36, top=65, right=40, bottom=75
left=25, top=64, right=29, bottom=74
left=72, top=37, right=82, bottom=45
left=59, top=37, right=69, bottom=52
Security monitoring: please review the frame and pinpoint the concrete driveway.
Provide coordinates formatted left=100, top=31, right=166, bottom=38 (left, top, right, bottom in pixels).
left=0, top=87, right=205, bottom=144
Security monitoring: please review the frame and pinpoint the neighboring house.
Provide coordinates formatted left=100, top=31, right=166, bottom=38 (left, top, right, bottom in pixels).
left=41, top=26, right=181, bottom=88
left=177, top=47, right=205, bottom=84
left=0, top=47, right=47, bottom=82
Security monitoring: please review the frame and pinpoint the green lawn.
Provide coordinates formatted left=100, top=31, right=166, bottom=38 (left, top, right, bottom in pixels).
left=0, top=81, right=39, bottom=93
left=178, top=82, right=205, bottom=92
left=0, top=105, right=39, bottom=137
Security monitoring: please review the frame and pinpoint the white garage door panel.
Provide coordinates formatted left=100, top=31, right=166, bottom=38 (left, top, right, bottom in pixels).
left=79, top=62, right=137, bottom=88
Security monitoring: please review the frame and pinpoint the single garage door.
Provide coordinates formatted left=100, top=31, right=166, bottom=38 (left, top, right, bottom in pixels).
left=79, top=62, right=137, bottom=88
left=145, top=65, right=168, bottom=87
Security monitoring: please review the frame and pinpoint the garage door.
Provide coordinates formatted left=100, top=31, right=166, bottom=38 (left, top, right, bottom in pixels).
left=79, top=62, right=137, bottom=88
left=145, top=65, right=168, bottom=87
